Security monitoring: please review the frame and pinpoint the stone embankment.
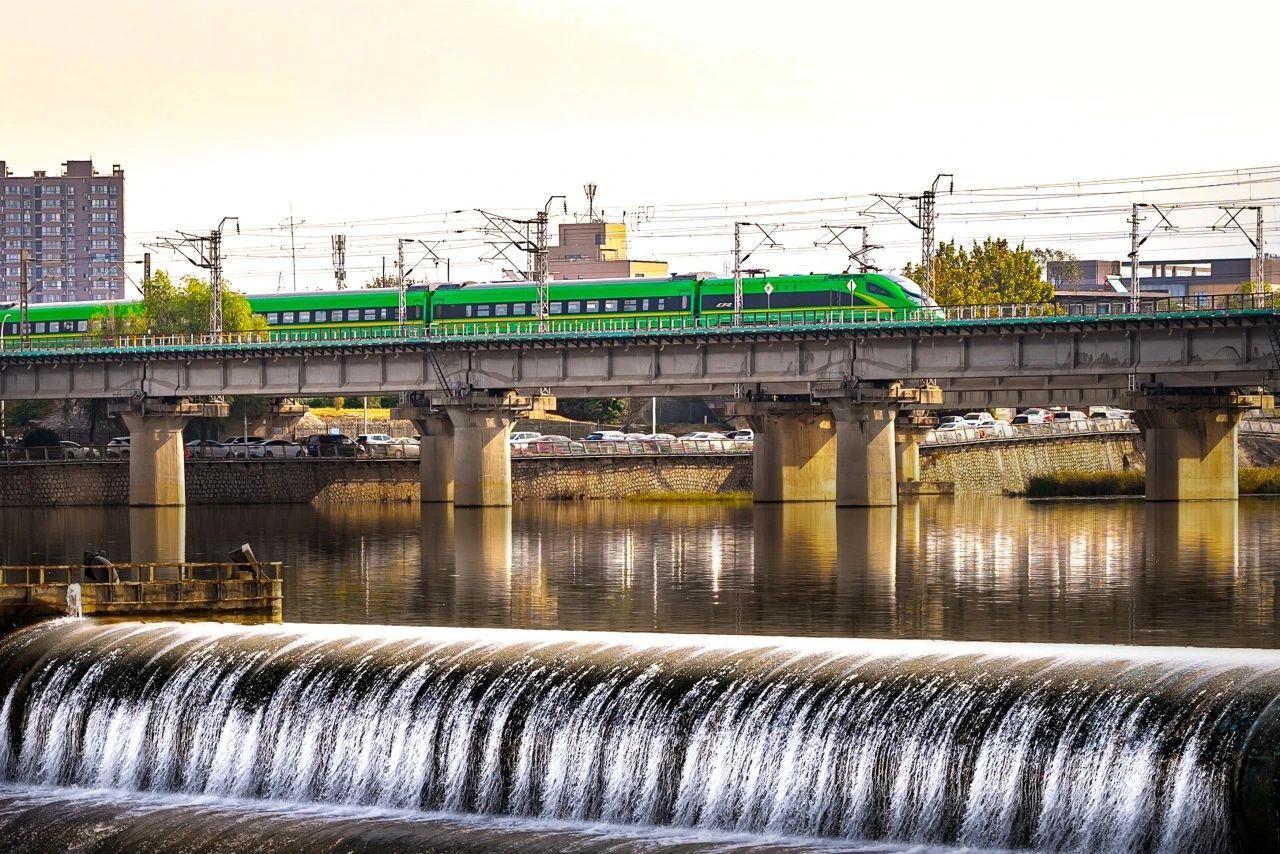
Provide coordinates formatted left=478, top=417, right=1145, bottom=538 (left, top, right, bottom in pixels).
left=919, top=434, right=1144, bottom=495
left=0, top=456, right=749, bottom=506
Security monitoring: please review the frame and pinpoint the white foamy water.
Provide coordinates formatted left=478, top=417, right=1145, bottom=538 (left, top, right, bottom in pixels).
left=0, top=620, right=1277, bottom=852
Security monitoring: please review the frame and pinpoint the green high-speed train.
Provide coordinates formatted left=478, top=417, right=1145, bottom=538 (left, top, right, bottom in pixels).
left=0, top=272, right=937, bottom=344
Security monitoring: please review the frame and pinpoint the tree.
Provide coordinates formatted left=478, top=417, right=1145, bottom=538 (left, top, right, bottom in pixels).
left=365, top=275, right=398, bottom=289
left=557, top=398, right=625, bottom=425
left=904, top=238, right=1054, bottom=306
left=21, top=426, right=60, bottom=447
left=1033, top=248, right=1082, bottom=289
left=92, top=270, right=267, bottom=336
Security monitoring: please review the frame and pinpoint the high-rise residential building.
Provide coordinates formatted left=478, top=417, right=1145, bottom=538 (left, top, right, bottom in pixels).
left=0, top=159, right=125, bottom=304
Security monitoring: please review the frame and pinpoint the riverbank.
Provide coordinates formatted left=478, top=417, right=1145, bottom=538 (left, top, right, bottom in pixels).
left=1025, top=465, right=1280, bottom=498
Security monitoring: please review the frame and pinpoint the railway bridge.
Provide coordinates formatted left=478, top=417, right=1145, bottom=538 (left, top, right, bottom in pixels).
left=1, top=304, right=1276, bottom=506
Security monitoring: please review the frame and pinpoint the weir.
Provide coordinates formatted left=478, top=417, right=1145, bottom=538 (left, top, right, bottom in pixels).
left=1, top=621, right=1279, bottom=852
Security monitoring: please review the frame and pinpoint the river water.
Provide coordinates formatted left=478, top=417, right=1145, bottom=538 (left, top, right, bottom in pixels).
left=1, top=496, right=1276, bottom=646
left=2, top=496, right=1279, bottom=852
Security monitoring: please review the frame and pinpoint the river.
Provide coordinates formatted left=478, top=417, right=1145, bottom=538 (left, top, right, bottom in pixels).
left=1, top=496, right=1279, bottom=852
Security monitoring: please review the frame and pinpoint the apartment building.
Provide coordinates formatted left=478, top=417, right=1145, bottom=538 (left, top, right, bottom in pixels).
left=0, top=159, right=125, bottom=304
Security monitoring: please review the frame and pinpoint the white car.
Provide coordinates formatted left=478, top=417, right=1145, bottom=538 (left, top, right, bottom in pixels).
left=388, top=437, right=421, bottom=459
left=222, top=436, right=263, bottom=458
left=185, top=439, right=230, bottom=460
left=644, top=433, right=676, bottom=441
left=963, top=412, right=998, bottom=427
left=509, top=431, right=542, bottom=446
left=248, top=439, right=304, bottom=459
left=623, top=433, right=649, bottom=440
left=1012, top=408, right=1052, bottom=425
left=725, top=429, right=754, bottom=443
left=105, top=436, right=130, bottom=458
left=584, top=430, right=627, bottom=441
left=681, top=432, right=729, bottom=441
left=59, top=440, right=97, bottom=460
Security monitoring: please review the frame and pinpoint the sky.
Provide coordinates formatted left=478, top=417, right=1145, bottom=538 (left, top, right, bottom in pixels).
left=3, top=0, right=1280, bottom=293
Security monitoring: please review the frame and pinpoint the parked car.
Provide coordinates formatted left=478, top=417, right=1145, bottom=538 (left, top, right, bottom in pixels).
left=937, top=415, right=965, bottom=427
left=1051, top=409, right=1088, bottom=422
left=1088, top=406, right=1132, bottom=420
left=963, top=412, right=998, bottom=427
left=222, top=436, right=263, bottom=458
left=725, top=429, right=754, bottom=443
left=58, top=440, right=98, bottom=460
left=248, top=439, right=305, bottom=459
left=623, top=432, right=649, bottom=441
left=509, top=431, right=542, bottom=446
left=584, top=430, right=627, bottom=441
left=105, top=436, right=130, bottom=458
left=356, top=433, right=395, bottom=447
left=388, top=437, right=421, bottom=459
left=681, top=431, right=729, bottom=441
left=185, top=439, right=230, bottom=460
left=1011, top=408, right=1053, bottom=425
left=306, top=433, right=359, bottom=458
left=643, top=433, right=676, bottom=441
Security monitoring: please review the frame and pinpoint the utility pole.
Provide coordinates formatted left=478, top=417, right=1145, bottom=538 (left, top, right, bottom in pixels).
left=869, top=172, right=953, bottom=296
left=281, top=210, right=305, bottom=292
left=815, top=224, right=881, bottom=273
left=18, top=249, right=29, bottom=347
left=1126, top=202, right=1176, bottom=315
left=151, top=216, right=239, bottom=340
left=478, top=196, right=565, bottom=330
left=142, top=252, right=151, bottom=296
left=1213, top=205, right=1267, bottom=292
left=732, top=222, right=783, bottom=326
left=331, top=235, right=347, bottom=290
left=584, top=182, right=598, bottom=221
left=396, top=238, right=411, bottom=328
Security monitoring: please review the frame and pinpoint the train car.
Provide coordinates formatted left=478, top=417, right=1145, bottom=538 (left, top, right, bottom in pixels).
left=244, top=288, right=425, bottom=337
left=430, top=277, right=698, bottom=334
left=697, top=273, right=934, bottom=326
left=0, top=298, right=133, bottom=343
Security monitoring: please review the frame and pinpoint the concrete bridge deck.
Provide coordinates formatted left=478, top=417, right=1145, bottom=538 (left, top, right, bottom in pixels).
left=1, top=301, right=1275, bottom=507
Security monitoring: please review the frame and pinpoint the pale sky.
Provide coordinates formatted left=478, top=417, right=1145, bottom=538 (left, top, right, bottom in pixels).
left=4, top=0, right=1279, bottom=292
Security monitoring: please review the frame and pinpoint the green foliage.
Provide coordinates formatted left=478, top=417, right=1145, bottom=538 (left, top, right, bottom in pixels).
left=21, top=426, right=61, bottom=447
left=1240, top=467, right=1280, bottom=494
left=904, top=238, right=1054, bottom=306
left=556, top=398, right=625, bottom=424
left=365, top=275, right=398, bottom=289
left=4, top=400, right=54, bottom=429
left=93, top=270, right=268, bottom=336
left=1033, top=248, right=1082, bottom=289
left=1025, top=469, right=1144, bottom=497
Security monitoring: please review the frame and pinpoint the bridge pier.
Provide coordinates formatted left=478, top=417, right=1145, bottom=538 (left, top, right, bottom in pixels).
left=397, top=393, right=548, bottom=507
left=894, top=416, right=935, bottom=485
left=252, top=399, right=309, bottom=439
left=111, top=399, right=229, bottom=506
left=830, top=401, right=899, bottom=507
left=731, top=401, right=836, bottom=502
left=1129, top=392, right=1272, bottom=501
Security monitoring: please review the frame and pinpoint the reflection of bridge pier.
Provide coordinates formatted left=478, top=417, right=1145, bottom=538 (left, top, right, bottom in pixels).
left=128, top=506, right=186, bottom=564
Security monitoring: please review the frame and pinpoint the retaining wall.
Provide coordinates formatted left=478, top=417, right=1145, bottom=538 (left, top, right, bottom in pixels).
left=919, top=435, right=1144, bottom=495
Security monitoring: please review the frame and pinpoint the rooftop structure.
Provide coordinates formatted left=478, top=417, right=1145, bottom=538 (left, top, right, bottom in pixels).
left=1050, top=256, right=1279, bottom=300
left=548, top=219, right=668, bottom=280
left=0, top=159, right=125, bottom=304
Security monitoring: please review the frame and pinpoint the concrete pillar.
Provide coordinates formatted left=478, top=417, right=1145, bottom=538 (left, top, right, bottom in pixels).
left=113, top=400, right=228, bottom=507
left=1133, top=407, right=1244, bottom=501
left=831, top=401, right=898, bottom=508
left=445, top=405, right=522, bottom=507
left=734, top=402, right=837, bottom=502
left=412, top=411, right=456, bottom=503
left=251, top=400, right=310, bottom=439
left=895, top=426, right=928, bottom=484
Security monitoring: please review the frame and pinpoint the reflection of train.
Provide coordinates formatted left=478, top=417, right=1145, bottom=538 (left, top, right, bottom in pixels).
left=1, top=272, right=938, bottom=343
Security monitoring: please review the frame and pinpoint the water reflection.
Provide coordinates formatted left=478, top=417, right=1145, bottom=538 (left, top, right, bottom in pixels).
left=1, top=496, right=1277, bottom=647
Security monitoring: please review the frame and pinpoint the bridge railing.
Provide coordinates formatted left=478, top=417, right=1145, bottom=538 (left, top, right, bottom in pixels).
left=512, top=438, right=752, bottom=457
left=921, top=417, right=1137, bottom=446
left=0, top=561, right=282, bottom=586
left=0, top=292, right=1274, bottom=354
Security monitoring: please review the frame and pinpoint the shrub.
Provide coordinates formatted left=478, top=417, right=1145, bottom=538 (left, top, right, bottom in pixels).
left=21, top=427, right=61, bottom=448
left=1025, top=469, right=1144, bottom=498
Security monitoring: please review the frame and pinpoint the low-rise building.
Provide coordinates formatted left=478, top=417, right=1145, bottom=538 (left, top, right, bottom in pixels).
left=548, top=220, right=667, bottom=280
left=1049, top=256, right=1279, bottom=301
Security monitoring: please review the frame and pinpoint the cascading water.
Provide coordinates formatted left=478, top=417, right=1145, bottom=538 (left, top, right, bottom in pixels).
left=0, top=619, right=1277, bottom=853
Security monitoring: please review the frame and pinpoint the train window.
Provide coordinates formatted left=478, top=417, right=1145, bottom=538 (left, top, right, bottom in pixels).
left=624, top=299, right=637, bottom=312
left=266, top=313, right=279, bottom=324
left=866, top=282, right=892, bottom=298
left=656, top=299, right=666, bottom=311
left=567, top=301, right=581, bottom=314
left=48, top=322, right=60, bottom=333
left=345, top=309, right=358, bottom=321
left=35, top=322, right=46, bottom=333
left=407, top=306, right=422, bottom=320
left=78, top=320, right=88, bottom=332
left=495, top=304, right=508, bottom=316
left=363, top=309, right=376, bottom=321
left=314, top=310, right=328, bottom=323
left=604, top=300, right=618, bottom=312
left=642, top=299, right=650, bottom=311
left=682, top=296, right=689, bottom=309
left=464, top=306, right=473, bottom=317
left=282, top=312, right=295, bottom=324
left=513, top=303, right=527, bottom=315
left=299, top=311, right=311, bottom=323
left=585, top=300, right=599, bottom=313
left=549, top=302, right=563, bottom=315
left=476, top=305, right=490, bottom=317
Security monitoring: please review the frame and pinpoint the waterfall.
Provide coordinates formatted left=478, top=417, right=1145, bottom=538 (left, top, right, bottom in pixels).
left=0, top=620, right=1277, bottom=852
